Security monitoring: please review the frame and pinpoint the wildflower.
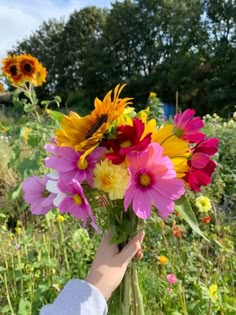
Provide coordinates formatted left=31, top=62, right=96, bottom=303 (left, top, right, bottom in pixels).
left=57, top=179, right=99, bottom=231
left=15, top=244, right=21, bottom=251
left=45, top=144, right=105, bottom=186
left=173, top=225, right=183, bottom=238
left=149, top=92, right=156, bottom=98
left=1, top=54, right=23, bottom=85
left=22, top=127, right=30, bottom=142
left=201, top=215, right=211, bottom=224
left=125, top=142, right=185, bottom=220
left=55, top=84, right=132, bottom=162
left=167, top=287, right=173, bottom=294
left=15, top=227, right=22, bottom=235
left=102, top=117, right=152, bottom=164
left=93, top=159, right=129, bottom=200
left=173, top=109, right=205, bottom=143
left=57, top=214, right=65, bottom=223
left=184, top=138, right=219, bottom=192
left=166, top=274, right=178, bottom=284
left=195, top=195, right=212, bottom=212
left=22, top=175, right=56, bottom=215
left=159, top=255, right=168, bottom=265
left=208, top=284, right=218, bottom=300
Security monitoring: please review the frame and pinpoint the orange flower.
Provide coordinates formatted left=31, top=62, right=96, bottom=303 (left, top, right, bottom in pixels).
left=0, top=82, right=5, bottom=94
left=173, top=225, right=183, bottom=238
left=31, top=63, right=47, bottom=86
left=18, top=54, right=41, bottom=82
left=201, top=215, right=211, bottom=224
left=1, top=55, right=23, bottom=85
left=159, top=255, right=168, bottom=265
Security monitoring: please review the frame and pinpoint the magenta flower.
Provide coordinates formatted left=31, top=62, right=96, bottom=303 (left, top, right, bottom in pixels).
left=184, top=138, right=219, bottom=191
left=57, top=179, right=99, bottom=231
left=174, top=109, right=205, bottom=143
left=166, top=274, right=178, bottom=284
left=124, top=142, right=185, bottom=220
left=22, top=175, right=56, bottom=215
left=44, top=144, right=105, bottom=186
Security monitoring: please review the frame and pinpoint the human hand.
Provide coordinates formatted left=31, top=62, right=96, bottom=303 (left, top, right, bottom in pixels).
left=85, top=230, right=145, bottom=300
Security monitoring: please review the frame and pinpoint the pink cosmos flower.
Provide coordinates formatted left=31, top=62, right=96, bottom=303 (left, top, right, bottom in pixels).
left=184, top=138, right=219, bottom=191
left=22, top=175, right=56, bottom=215
left=44, top=144, right=105, bottom=186
left=174, top=109, right=205, bottom=143
left=124, top=142, right=185, bottom=220
left=166, top=274, right=178, bottom=284
left=57, top=179, right=99, bottom=231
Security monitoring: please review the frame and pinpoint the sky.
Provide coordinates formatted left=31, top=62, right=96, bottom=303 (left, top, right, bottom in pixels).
left=0, top=0, right=111, bottom=62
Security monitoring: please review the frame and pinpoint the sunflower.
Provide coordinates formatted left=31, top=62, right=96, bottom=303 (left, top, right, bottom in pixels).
left=56, top=84, right=133, bottom=160
left=31, top=64, right=47, bottom=86
left=1, top=55, right=23, bottom=85
left=18, top=54, right=41, bottom=82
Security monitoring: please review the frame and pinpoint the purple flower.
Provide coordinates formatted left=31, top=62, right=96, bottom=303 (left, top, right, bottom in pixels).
left=57, top=179, right=99, bottom=231
left=22, top=175, right=56, bottom=215
left=44, top=144, right=105, bottom=186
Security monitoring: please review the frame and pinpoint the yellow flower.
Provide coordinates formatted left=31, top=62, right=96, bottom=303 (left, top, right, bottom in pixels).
left=31, top=63, right=47, bottom=86
left=149, top=92, right=156, bottom=98
left=208, top=284, right=218, bottom=300
left=159, top=255, right=168, bottom=265
left=1, top=54, right=24, bottom=85
left=57, top=214, right=65, bottom=223
left=56, top=84, right=132, bottom=162
left=93, top=159, right=129, bottom=200
left=22, top=127, right=30, bottom=142
left=0, top=82, right=5, bottom=94
left=195, top=196, right=212, bottom=212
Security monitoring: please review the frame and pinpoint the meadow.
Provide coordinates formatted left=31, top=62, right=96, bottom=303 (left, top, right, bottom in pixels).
left=0, top=107, right=235, bottom=315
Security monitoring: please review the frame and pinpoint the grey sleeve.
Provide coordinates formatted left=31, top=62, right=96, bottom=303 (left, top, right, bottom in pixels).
left=40, top=279, right=108, bottom=315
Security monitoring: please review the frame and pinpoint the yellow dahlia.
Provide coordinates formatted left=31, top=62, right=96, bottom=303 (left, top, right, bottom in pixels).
left=18, top=54, right=41, bottom=82
left=1, top=55, right=23, bottom=85
left=93, top=159, right=129, bottom=200
left=56, top=84, right=132, bottom=160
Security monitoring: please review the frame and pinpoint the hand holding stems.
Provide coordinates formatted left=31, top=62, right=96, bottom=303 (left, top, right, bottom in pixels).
left=86, top=230, right=145, bottom=301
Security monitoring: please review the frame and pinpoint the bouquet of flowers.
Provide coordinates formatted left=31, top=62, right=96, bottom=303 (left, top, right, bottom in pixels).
left=1, top=55, right=219, bottom=314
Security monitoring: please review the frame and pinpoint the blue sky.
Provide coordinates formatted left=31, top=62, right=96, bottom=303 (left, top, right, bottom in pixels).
left=0, top=0, right=112, bottom=62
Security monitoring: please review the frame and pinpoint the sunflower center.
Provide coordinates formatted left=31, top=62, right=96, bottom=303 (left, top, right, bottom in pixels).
left=73, top=194, right=82, bottom=205
left=23, top=63, right=33, bottom=73
left=85, top=114, right=108, bottom=139
left=77, top=158, right=88, bottom=170
left=139, top=174, right=151, bottom=187
left=10, top=65, right=17, bottom=76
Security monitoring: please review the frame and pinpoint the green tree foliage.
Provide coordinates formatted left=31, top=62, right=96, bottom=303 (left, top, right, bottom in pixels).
left=7, top=0, right=236, bottom=116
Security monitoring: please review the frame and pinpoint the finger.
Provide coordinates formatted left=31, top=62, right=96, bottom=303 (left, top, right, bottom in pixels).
left=135, top=249, right=143, bottom=260
left=118, top=231, right=145, bottom=264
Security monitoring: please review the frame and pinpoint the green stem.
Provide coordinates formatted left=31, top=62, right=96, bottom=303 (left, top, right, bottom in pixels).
left=133, top=267, right=145, bottom=315
left=3, top=272, right=15, bottom=314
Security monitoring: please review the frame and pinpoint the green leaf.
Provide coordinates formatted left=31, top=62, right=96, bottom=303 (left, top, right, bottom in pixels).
left=23, top=103, right=36, bottom=112
left=48, top=110, right=63, bottom=122
left=175, top=196, right=209, bottom=242
left=18, top=299, right=31, bottom=315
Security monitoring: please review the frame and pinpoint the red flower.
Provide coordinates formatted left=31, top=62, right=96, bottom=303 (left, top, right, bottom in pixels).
left=173, top=226, right=182, bottom=238
left=174, top=109, right=205, bottom=143
left=102, top=118, right=151, bottom=164
left=184, top=138, right=219, bottom=192
left=201, top=215, right=211, bottom=224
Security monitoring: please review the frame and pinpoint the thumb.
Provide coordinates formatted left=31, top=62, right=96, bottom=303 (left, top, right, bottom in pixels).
left=118, top=231, right=145, bottom=265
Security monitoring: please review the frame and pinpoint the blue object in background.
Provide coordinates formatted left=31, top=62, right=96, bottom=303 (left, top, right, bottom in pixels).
left=163, top=103, right=175, bottom=119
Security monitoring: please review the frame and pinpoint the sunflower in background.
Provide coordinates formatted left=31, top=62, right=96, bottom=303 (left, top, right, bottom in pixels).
left=1, top=54, right=47, bottom=87
left=0, top=82, right=5, bottom=94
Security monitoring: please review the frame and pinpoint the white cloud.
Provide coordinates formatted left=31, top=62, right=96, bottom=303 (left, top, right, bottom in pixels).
left=0, top=0, right=111, bottom=62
